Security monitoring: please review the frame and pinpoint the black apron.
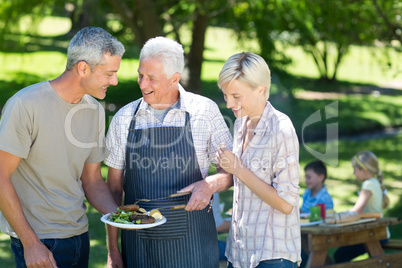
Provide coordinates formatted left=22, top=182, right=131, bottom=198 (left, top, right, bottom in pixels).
left=121, top=102, right=218, bottom=268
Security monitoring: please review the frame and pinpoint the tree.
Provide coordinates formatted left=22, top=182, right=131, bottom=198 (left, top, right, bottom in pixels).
left=282, top=0, right=364, bottom=82
left=0, top=0, right=233, bottom=94
left=227, top=0, right=401, bottom=82
left=0, top=0, right=58, bottom=41
left=0, top=0, right=107, bottom=45
left=371, top=0, right=402, bottom=45
left=105, top=0, right=233, bottom=93
left=281, top=0, right=401, bottom=82
left=225, top=1, right=290, bottom=70
left=2, top=0, right=399, bottom=89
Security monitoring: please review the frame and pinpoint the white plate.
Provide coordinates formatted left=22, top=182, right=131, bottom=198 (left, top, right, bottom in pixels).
left=101, top=213, right=167, bottom=229
left=300, top=220, right=323, bottom=227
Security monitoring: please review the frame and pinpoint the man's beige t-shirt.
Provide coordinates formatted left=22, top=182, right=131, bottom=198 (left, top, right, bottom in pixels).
left=0, top=81, right=107, bottom=239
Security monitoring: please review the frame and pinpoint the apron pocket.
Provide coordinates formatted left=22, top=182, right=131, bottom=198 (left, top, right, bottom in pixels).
left=136, top=198, right=188, bottom=240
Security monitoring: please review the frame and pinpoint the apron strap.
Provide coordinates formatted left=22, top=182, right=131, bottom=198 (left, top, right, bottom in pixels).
left=129, top=100, right=192, bottom=131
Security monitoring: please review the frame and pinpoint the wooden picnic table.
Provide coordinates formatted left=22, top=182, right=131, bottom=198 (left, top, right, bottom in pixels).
left=301, top=217, right=402, bottom=267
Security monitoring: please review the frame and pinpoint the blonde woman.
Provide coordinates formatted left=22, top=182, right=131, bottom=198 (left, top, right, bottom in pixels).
left=334, top=150, right=389, bottom=263
left=215, top=52, right=301, bottom=268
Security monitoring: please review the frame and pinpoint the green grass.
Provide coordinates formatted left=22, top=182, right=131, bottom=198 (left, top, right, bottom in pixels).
left=217, top=133, right=402, bottom=219
left=2, top=134, right=399, bottom=266
left=0, top=16, right=401, bottom=266
left=284, top=44, right=402, bottom=85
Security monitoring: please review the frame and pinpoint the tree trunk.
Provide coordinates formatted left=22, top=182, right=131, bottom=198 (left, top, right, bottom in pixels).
left=107, top=0, right=209, bottom=93
left=308, top=45, right=326, bottom=80
left=182, top=6, right=209, bottom=94
left=134, top=0, right=163, bottom=46
left=67, top=1, right=93, bottom=37
left=107, top=0, right=163, bottom=47
left=106, top=0, right=137, bottom=33
left=331, top=45, right=347, bottom=81
left=322, top=41, right=329, bottom=80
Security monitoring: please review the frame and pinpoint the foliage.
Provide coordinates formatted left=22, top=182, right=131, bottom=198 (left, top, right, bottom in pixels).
left=226, top=0, right=401, bottom=83
left=0, top=19, right=401, bottom=266
left=104, top=0, right=236, bottom=93
left=0, top=0, right=50, bottom=48
left=278, top=93, right=402, bottom=142
left=1, top=0, right=401, bottom=91
left=223, top=1, right=291, bottom=68
left=386, top=196, right=402, bottom=238
left=0, top=0, right=237, bottom=93
left=370, top=0, right=402, bottom=44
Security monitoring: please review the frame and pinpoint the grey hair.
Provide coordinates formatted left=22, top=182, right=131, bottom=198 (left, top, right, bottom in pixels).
left=139, top=36, right=184, bottom=78
left=218, top=52, right=271, bottom=100
left=66, top=27, right=125, bottom=71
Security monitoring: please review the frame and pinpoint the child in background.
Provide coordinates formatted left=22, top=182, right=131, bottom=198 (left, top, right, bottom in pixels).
left=300, top=160, right=334, bottom=267
left=334, top=151, right=389, bottom=263
left=301, top=160, right=334, bottom=213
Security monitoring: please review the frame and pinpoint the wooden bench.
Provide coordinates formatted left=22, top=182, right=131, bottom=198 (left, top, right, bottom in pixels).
left=383, top=239, right=402, bottom=250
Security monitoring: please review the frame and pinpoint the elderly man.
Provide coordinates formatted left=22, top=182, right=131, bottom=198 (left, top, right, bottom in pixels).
left=105, top=36, right=233, bottom=268
left=0, top=27, right=125, bottom=267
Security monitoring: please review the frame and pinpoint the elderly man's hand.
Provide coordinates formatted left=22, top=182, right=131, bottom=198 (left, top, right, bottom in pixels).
left=179, top=180, right=213, bottom=211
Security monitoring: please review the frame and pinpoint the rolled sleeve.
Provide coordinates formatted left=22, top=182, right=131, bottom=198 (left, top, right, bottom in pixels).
left=273, top=126, right=300, bottom=207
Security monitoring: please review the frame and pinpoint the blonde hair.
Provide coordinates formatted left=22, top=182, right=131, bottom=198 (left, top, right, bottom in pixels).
left=352, top=151, right=389, bottom=209
left=217, top=52, right=271, bottom=100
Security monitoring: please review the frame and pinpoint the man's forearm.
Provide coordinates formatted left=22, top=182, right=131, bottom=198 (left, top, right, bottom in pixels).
left=85, top=180, right=118, bottom=215
left=205, top=168, right=233, bottom=193
left=106, top=225, right=120, bottom=252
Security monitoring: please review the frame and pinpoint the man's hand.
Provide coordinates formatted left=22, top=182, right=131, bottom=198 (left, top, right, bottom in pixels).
left=0, top=150, right=57, bottom=267
left=179, top=180, right=213, bottom=211
left=107, top=249, right=124, bottom=268
left=24, top=241, right=57, bottom=268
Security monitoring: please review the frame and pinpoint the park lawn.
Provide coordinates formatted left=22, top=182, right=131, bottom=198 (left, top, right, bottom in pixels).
left=0, top=17, right=401, bottom=266
left=1, top=133, right=400, bottom=266
left=217, top=133, right=402, bottom=223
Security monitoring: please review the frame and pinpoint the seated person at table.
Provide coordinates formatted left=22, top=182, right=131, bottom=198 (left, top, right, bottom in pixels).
left=300, top=160, right=334, bottom=267
left=334, top=151, right=389, bottom=263
left=301, top=160, right=333, bottom=213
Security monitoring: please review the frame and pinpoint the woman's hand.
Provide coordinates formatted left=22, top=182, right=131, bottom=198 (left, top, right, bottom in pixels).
left=215, top=143, right=243, bottom=176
